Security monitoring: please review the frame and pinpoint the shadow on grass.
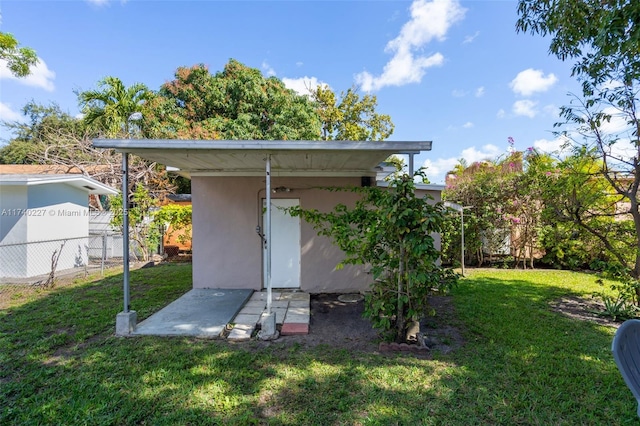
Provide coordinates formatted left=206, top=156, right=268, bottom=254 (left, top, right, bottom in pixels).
left=1, top=267, right=638, bottom=424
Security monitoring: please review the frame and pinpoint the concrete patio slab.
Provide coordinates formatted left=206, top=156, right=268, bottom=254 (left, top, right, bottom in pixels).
left=227, top=324, right=254, bottom=342
left=280, top=292, right=310, bottom=301
left=132, top=288, right=253, bottom=338
left=285, top=313, right=310, bottom=323
left=228, top=290, right=311, bottom=338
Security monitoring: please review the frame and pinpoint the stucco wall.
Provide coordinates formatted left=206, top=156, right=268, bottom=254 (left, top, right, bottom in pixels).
left=192, top=176, right=374, bottom=293
left=192, top=177, right=444, bottom=294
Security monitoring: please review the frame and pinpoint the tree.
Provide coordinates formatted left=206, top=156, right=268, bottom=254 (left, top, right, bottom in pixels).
left=444, top=157, right=516, bottom=266
left=0, top=32, right=37, bottom=77
left=110, top=184, right=162, bottom=261
left=147, top=60, right=321, bottom=140
left=517, top=0, right=640, bottom=82
left=443, top=142, right=551, bottom=269
left=289, top=171, right=457, bottom=343
left=538, top=148, right=635, bottom=269
left=0, top=101, right=173, bottom=201
left=0, top=102, right=91, bottom=165
left=312, top=85, right=394, bottom=141
left=153, top=203, right=192, bottom=247
left=78, top=76, right=153, bottom=138
left=517, top=0, right=640, bottom=305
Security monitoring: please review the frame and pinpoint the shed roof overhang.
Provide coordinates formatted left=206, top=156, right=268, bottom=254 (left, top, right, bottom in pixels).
left=0, top=174, right=118, bottom=195
left=92, top=139, right=432, bottom=177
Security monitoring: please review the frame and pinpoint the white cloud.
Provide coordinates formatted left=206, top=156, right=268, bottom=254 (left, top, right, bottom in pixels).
left=475, top=86, right=485, bottom=97
left=282, top=76, right=327, bottom=97
left=451, top=89, right=466, bottom=97
left=535, top=107, right=635, bottom=160
left=262, top=61, right=276, bottom=77
left=513, top=99, right=538, bottom=118
left=497, top=109, right=506, bottom=119
left=510, top=68, right=558, bottom=96
left=422, top=144, right=502, bottom=184
left=463, top=31, right=479, bottom=44
left=600, top=106, right=631, bottom=135
left=0, top=58, right=55, bottom=92
left=355, top=0, right=465, bottom=91
left=460, top=144, right=501, bottom=163
left=595, top=106, right=637, bottom=160
left=462, top=121, right=474, bottom=128
left=533, top=136, right=569, bottom=153
left=422, top=157, right=459, bottom=183
left=0, top=102, right=23, bottom=122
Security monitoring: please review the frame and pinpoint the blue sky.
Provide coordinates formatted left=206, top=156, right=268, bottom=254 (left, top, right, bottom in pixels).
left=0, top=0, right=581, bottom=184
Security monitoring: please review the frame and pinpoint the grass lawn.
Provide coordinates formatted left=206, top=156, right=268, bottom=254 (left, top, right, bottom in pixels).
left=1, top=265, right=636, bottom=425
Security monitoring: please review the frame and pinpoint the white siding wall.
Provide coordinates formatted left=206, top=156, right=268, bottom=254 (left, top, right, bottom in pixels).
left=0, top=186, right=28, bottom=277
left=1, top=183, right=90, bottom=279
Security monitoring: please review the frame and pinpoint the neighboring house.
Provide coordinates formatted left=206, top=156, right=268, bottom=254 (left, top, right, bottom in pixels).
left=92, top=140, right=441, bottom=294
left=0, top=173, right=117, bottom=279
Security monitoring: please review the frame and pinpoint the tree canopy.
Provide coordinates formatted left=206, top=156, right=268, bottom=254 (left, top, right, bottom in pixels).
left=78, top=76, right=153, bottom=138
left=0, top=32, right=37, bottom=77
left=517, top=0, right=640, bottom=307
left=517, top=0, right=640, bottom=82
left=146, top=60, right=321, bottom=140
left=312, top=84, right=394, bottom=141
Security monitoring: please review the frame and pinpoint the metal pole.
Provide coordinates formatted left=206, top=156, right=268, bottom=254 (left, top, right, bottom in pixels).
left=408, top=153, right=414, bottom=176
left=122, top=152, right=130, bottom=313
left=101, top=232, right=106, bottom=276
left=265, top=154, right=272, bottom=315
left=460, top=209, right=465, bottom=277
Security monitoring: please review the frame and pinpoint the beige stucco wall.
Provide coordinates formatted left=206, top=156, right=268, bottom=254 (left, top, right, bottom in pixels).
left=192, top=176, right=442, bottom=293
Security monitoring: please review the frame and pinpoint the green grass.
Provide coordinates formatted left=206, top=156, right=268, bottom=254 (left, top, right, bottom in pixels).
left=0, top=266, right=636, bottom=425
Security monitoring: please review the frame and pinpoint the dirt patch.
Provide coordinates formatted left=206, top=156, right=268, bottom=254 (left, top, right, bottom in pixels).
left=243, top=294, right=465, bottom=356
left=550, top=295, right=623, bottom=328
left=246, top=293, right=622, bottom=354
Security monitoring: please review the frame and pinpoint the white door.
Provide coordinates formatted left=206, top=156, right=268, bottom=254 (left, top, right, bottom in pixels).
left=263, top=198, right=301, bottom=288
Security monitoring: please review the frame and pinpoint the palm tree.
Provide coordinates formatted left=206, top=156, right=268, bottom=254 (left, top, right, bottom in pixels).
left=78, top=76, right=152, bottom=137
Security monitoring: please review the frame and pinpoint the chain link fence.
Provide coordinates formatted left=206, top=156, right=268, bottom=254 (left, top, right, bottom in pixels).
left=0, top=233, right=147, bottom=301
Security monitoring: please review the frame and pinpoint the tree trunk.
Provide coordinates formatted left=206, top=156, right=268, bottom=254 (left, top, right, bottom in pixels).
left=397, top=242, right=405, bottom=343
left=629, top=202, right=640, bottom=306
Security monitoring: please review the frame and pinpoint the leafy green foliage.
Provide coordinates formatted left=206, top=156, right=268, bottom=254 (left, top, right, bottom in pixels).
left=110, top=184, right=161, bottom=261
left=78, top=76, right=153, bottom=138
left=517, top=0, right=640, bottom=82
left=312, top=85, right=394, bottom=141
left=147, top=60, right=321, bottom=140
left=517, top=0, right=640, bottom=308
left=443, top=146, right=535, bottom=267
left=153, top=203, right=192, bottom=246
left=594, top=278, right=639, bottom=321
left=0, top=32, right=37, bottom=77
left=289, top=171, right=457, bottom=342
left=0, top=102, right=88, bottom=164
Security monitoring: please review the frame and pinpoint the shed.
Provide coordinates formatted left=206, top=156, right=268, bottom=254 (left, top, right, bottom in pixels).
left=92, top=139, right=441, bottom=294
